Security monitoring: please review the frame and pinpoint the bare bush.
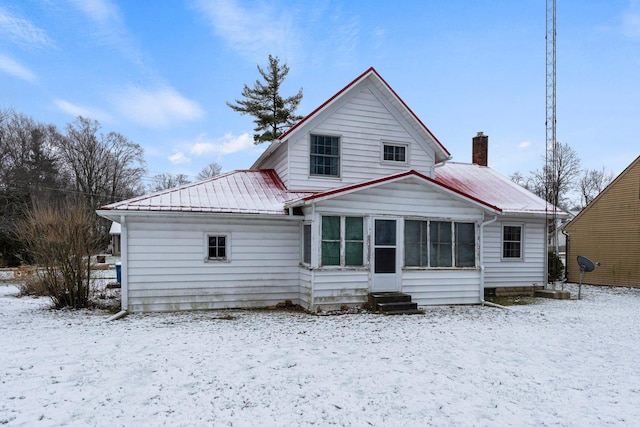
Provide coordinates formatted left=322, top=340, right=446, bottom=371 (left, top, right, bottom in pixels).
left=17, top=199, right=100, bottom=308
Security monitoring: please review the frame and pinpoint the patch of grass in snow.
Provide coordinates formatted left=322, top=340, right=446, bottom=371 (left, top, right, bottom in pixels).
left=485, top=296, right=536, bottom=306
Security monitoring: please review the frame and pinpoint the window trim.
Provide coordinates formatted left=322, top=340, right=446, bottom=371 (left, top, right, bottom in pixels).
left=380, top=142, right=409, bottom=165
left=310, top=134, right=341, bottom=178
left=501, top=223, right=524, bottom=261
left=204, top=232, right=231, bottom=262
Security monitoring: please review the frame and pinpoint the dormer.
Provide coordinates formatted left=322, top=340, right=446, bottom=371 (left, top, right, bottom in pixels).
left=251, top=67, right=451, bottom=191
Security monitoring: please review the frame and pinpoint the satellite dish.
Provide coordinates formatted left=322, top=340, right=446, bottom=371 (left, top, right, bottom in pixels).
left=577, top=255, right=595, bottom=272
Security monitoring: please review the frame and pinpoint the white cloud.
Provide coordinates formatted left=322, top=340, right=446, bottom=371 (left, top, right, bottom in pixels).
left=0, top=5, right=51, bottom=49
left=54, top=99, right=112, bottom=121
left=192, top=0, right=298, bottom=60
left=69, top=0, right=120, bottom=25
left=68, top=0, right=143, bottom=66
left=519, top=141, right=531, bottom=149
left=190, top=132, right=254, bottom=156
left=169, top=151, right=191, bottom=165
left=0, top=54, right=36, bottom=81
left=112, top=85, right=204, bottom=128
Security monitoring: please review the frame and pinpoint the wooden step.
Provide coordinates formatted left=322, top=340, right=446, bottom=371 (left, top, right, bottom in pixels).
left=369, top=292, right=423, bottom=315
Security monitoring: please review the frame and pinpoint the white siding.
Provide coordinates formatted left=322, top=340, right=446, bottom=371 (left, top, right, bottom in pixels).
left=312, top=269, right=370, bottom=310
left=315, top=179, right=484, bottom=219
left=483, top=218, right=546, bottom=288
left=403, top=269, right=482, bottom=305
left=305, top=179, right=486, bottom=308
left=287, top=82, right=436, bottom=191
left=257, top=141, right=289, bottom=186
left=124, top=216, right=302, bottom=312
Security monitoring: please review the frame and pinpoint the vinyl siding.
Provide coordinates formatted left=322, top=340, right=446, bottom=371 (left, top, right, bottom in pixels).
left=257, top=141, right=289, bottom=186
left=306, top=179, right=486, bottom=308
left=565, top=158, right=640, bottom=287
left=124, top=216, right=302, bottom=312
left=286, top=82, right=436, bottom=191
left=483, top=219, right=546, bottom=288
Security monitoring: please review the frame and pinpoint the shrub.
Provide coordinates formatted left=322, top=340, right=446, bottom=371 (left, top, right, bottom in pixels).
left=548, top=251, right=565, bottom=282
left=17, top=199, right=100, bottom=309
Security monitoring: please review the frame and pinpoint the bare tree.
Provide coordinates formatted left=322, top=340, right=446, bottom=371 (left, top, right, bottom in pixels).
left=147, top=173, right=191, bottom=193
left=511, top=141, right=581, bottom=209
left=58, top=117, right=146, bottom=208
left=578, top=166, right=615, bottom=208
left=0, top=110, right=65, bottom=266
left=197, top=162, right=222, bottom=180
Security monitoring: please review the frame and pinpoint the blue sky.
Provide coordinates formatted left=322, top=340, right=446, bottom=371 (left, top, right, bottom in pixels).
left=1, top=0, right=639, bottom=186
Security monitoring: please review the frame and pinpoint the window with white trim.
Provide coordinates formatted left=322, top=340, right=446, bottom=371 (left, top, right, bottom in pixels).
left=404, top=220, right=476, bottom=268
left=502, top=224, right=523, bottom=259
left=321, top=216, right=364, bottom=266
left=310, top=135, right=340, bottom=177
left=206, top=234, right=228, bottom=261
left=382, top=143, right=407, bottom=163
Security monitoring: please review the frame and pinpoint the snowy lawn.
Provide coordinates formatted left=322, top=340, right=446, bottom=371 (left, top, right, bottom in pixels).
left=1, top=283, right=639, bottom=426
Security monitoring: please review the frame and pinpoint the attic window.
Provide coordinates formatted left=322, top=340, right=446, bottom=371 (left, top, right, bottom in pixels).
left=310, top=135, right=340, bottom=177
left=382, top=143, right=407, bottom=163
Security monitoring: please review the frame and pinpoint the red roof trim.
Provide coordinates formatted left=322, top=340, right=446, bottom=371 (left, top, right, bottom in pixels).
left=299, top=170, right=501, bottom=212
left=279, top=67, right=450, bottom=156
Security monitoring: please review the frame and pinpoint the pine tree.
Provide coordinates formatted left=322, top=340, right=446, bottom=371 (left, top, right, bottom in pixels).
left=227, top=55, right=303, bottom=144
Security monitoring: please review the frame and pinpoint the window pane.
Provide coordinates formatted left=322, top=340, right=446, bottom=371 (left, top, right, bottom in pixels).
left=345, top=217, right=363, bottom=240
left=345, top=242, right=363, bottom=266
left=321, top=242, right=340, bottom=265
left=405, top=220, right=427, bottom=267
left=375, top=248, right=396, bottom=273
left=430, top=221, right=452, bottom=267
left=322, top=216, right=340, bottom=240
left=455, top=223, right=475, bottom=267
left=303, top=224, right=311, bottom=264
left=375, top=220, right=396, bottom=245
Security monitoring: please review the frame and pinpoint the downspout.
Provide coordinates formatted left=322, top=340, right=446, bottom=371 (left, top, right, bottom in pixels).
left=561, top=229, right=570, bottom=283
left=310, top=202, right=316, bottom=312
left=107, top=215, right=129, bottom=321
left=479, top=214, right=507, bottom=309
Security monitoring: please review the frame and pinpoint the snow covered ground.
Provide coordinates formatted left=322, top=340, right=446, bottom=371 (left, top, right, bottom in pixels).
left=1, top=282, right=639, bottom=426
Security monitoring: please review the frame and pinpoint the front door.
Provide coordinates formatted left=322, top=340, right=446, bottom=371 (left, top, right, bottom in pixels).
left=372, top=219, right=399, bottom=292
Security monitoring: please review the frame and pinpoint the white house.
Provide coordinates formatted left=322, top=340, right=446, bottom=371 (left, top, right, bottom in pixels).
left=97, top=67, right=564, bottom=313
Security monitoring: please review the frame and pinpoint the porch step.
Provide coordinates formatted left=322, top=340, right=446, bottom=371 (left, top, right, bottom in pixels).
left=369, top=292, right=423, bottom=315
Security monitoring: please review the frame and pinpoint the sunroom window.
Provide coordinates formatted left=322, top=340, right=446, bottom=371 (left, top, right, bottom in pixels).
left=404, top=220, right=476, bottom=268
left=321, top=216, right=363, bottom=266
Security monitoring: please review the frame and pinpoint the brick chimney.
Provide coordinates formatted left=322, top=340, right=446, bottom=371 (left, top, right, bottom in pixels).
left=472, top=132, right=488, bottom=166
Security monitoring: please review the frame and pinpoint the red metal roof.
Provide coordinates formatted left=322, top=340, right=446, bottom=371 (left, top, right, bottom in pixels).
left=99, top=170, right=314, bottom=215
left=434, top=162, right=565, bottom=215
left=99, top=164, right=563, bottom=218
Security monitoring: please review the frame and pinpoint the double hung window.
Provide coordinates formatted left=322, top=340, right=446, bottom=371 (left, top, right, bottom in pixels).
left=310, top=135, right=340, bottom=177
left=502, top=225, right=523, bottom=259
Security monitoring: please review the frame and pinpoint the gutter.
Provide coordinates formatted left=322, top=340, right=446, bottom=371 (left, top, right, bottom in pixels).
left=478, top=214, right=508, bottom=309
left=106, top=310, right=128, bottom=321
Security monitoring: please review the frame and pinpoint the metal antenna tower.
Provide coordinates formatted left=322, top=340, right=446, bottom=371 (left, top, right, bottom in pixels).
left=545, top=0, right=558, bottom=285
